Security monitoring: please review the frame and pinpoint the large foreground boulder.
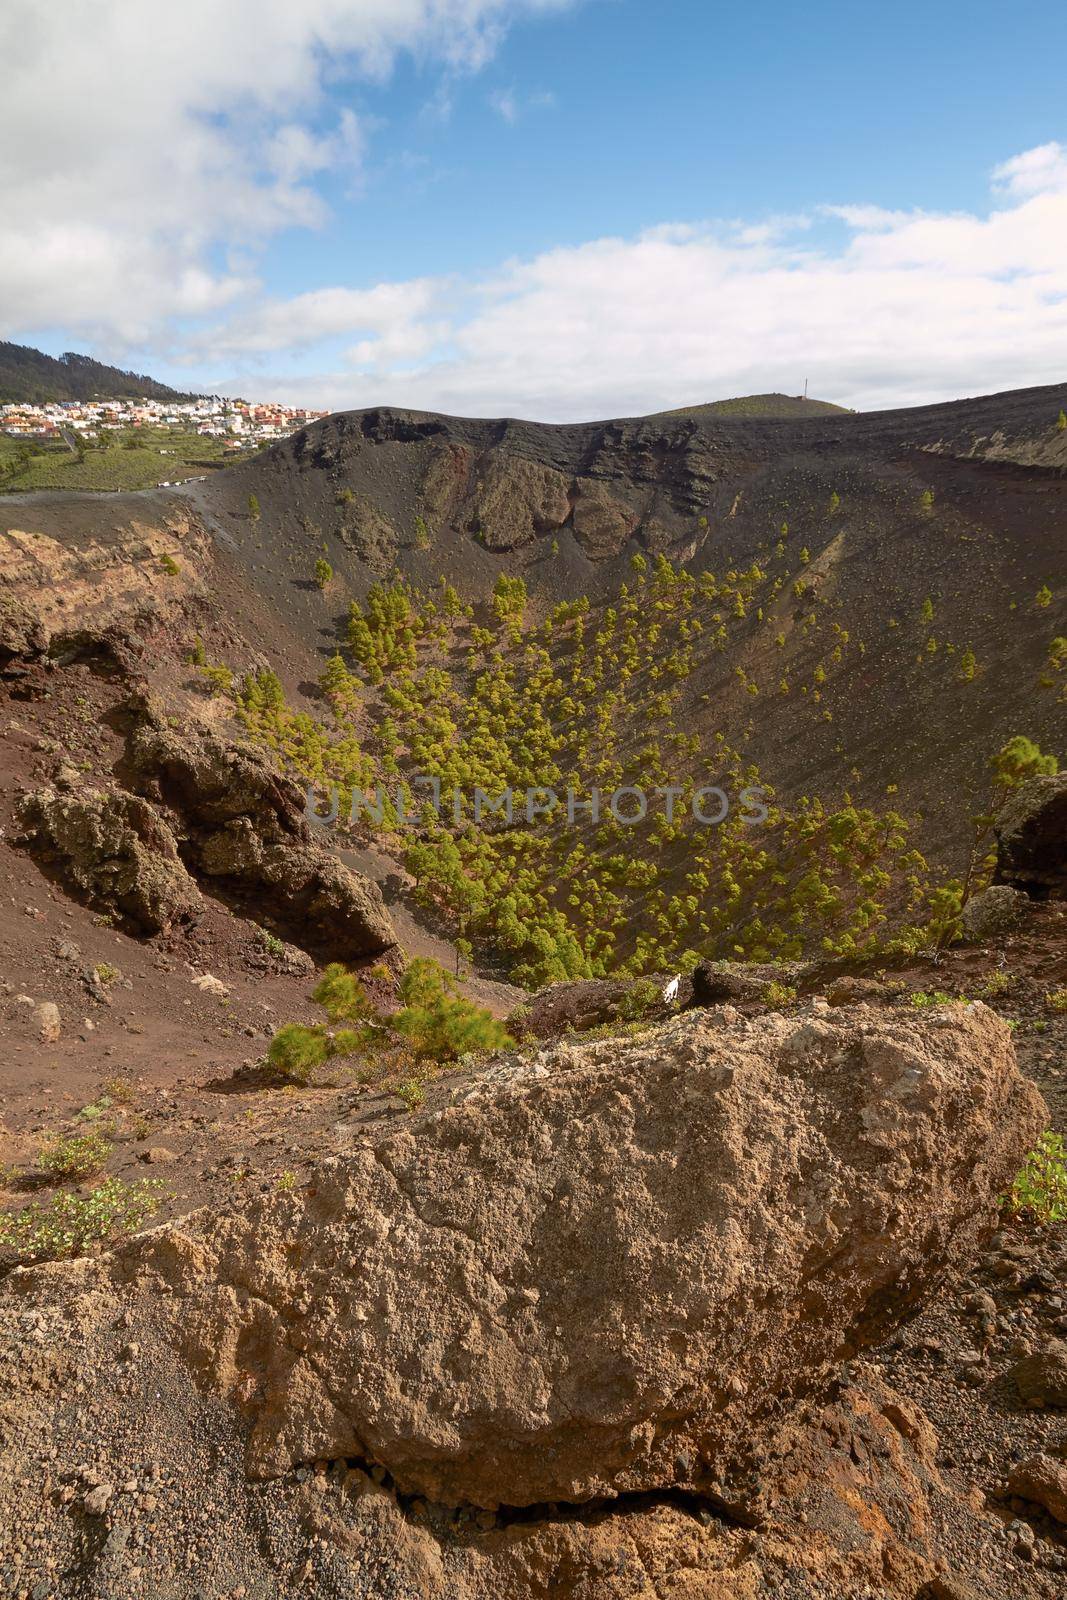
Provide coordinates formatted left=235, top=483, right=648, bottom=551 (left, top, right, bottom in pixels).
left=993, top=773, right=1067, bottom=898
left=127, top=713, right=396, bottom=960
left=15, top=787, right=203, bottom=934
left=123, top=999, right=1041, bottom=1508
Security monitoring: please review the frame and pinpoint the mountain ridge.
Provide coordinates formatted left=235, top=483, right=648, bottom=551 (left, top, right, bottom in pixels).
left=0, top=338, right=200, bottom=404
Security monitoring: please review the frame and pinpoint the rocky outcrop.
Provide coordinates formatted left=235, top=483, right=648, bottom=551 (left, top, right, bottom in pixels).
left=15, top=787, right=203, bottom=935
left=993, top=774, right=1067, bottom=898
left=691, top=959, right=803, bottom=1006
left=508, top=973, right=689, bottom=1040
left=0, top=1286, right=1020, bottom=1600
left=0, top=594, right=48, bottom=664
left=570, top=478, right=639, bottom=558
left=337, top=493, right=399, bottom=572
left=0, top=505, right=206, bottom=642
left=120, top=1000, right=1040, bottom=1507
left=128, top=712, right=396, bottom=960
left=466, top=457, right=571, bottom=552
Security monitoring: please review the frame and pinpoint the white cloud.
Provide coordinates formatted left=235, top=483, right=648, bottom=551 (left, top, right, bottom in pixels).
left=0, top=0, right=572, bottom=345
left=489, top=88, right=520, bottom=123
left=488, top=86, right=556, bottom=121
left=197, top=280, right=443, bottom=363
left=992, top=141, right=1067, bottom=197
left=204, top=144, right=1067, bottom=419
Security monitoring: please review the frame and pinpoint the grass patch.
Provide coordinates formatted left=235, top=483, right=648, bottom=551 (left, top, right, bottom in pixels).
left=0, top=427, right=259, bottom=493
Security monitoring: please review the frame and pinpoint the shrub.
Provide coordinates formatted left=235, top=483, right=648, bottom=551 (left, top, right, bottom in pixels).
left=1058, top=410, right=1066, bottom=432
left=1035, top=584, right=1053, bottom=608
left=312, top=963, right=373, bottom=1022
left=392, top=958, right=512, bottom=1062
left=618, top=977, right=661, bottom=1021
left=990, top=736, right=1058, bottom=790
left=314, top=557, right=333, bottom=589
left=266, top=1023, right=330, bottom=1084
left=1046, top=988, right=1067, bottom=1013
left=38, top=1130, right=113, bottom=1182
left=974, top=970, right=1012, bottom=998
left=763, top=980, right=798, bottom=1006
left=159, top=554, right=180, bottom=576
left=393, top=1077, right=426, bottom=1113
left=248, top=493, right=261, bottom=521
left=1005, top=1133, right=1067, bottom=1225
left=198, top=663, right=233, bottom=697
left=0, top=1178, right=165, bottom=1264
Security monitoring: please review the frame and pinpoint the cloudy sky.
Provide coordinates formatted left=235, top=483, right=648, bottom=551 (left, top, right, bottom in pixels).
left=3, top=0, right=1066, bottom=418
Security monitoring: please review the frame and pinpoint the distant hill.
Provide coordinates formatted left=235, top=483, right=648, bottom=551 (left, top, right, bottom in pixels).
left=0, top=340, right=200, bottom=404
left=651, top=392, right=851, bottom=420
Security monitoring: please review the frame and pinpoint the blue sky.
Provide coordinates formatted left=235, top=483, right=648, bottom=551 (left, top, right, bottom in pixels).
left=3, top=0, right=1066, bottom=417
left=302, top=0, right=1064, bottom=282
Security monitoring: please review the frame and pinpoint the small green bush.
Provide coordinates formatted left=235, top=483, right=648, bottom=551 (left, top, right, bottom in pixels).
left=0, top=1178, right=165, bottom=1264
left=974, top=970, right=1011, bottom=998
left=198, top=663, right=233, bottom=696
left=159, top=554, right=180, bottom=576
left=1005, top=1133, right=1067, bottom=1225
left=618, top=977, right=661, bottom=1021
left=266, top=1023, right=330, bottom=1084
left=38, top=1130, right=113, bottom=1182
left=314, top=557, right=333, bottom=589
left=394, top=1077, right=426, bottom=1113
left=312, top=963, right=373, bottom=1022
left=908, top=990, right=956, bottom=1009
left=393, top=958, right=512, bottom=1063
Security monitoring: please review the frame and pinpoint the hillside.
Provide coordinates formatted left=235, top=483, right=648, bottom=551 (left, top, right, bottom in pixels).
left=0, top=339, right=198, bottom=404
left=172, top=381, right=1064, bottom=979
left=650, top=391, right=851, bottom=419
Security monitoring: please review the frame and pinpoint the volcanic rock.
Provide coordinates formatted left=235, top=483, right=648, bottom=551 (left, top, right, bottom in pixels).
left=15, top=787, right=203, bottom=935
left=959, top=884, right=1029, bottom=943
left=128, top=712, right=395, bottom=960
left=1005, top=1453, right=1067, bottom=1524
left=1008, top=1342, right=1067, bottom=1408
left=124, top=999, right=1041, bottom=1507
left=993, top=773, right=1067, bottom=898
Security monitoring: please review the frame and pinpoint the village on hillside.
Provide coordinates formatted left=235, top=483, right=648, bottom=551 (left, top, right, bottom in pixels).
left=0, top=394, right=328, bottom=450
